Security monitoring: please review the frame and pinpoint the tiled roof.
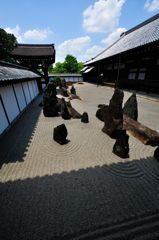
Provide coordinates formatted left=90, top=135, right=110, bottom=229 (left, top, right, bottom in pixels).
left=12, top=44, right=55, bottom=57
left=85, top=14, right=159, bottom=65
left=0, top=62, right=40, bottom=81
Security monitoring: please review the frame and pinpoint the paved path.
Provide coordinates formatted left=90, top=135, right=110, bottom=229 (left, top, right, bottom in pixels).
left=0, top=83, right=159, bottom=240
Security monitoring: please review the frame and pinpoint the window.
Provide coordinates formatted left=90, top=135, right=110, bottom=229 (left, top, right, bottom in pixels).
left=128, top=72, right=136, bottom=80
left=138, top=72, right=145, bottom=80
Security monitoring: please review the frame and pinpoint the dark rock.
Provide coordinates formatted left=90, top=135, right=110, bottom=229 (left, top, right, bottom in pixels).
left=38, top=101, right=43, bottom=107
left=102, top=88, right=124, bottom=139
left=61, top=98, right=71, bottom=120
left=53, top=124, right=68, bottom=145
left=98, top=104, right=107, bottom=108
left=96, top=105, right=108, bottom=122
left=60, top=87, right=69, bottom=97
left=154, top=147, right=159, bottom=160
left=66, top=101, right=81, bottom=119
left=68, top=94, right=82, bottom=100
left=70, top=85, right=76, bottom=95
left=123, top=93, right=138, bottom=120
left=81, top=112, right=89, bottom=123
left=59, top=82, right=69, bottom=97
left=43, top=82, right=59, bottom=117
left=113, top=130, right=129, bottom=158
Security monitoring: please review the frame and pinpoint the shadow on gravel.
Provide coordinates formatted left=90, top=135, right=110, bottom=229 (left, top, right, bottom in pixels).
left=0, top=96, right=42, bottom=168
left=1, top=156, right=159, bottom=240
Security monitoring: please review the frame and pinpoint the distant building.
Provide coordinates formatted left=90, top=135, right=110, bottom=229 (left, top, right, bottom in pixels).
left=0, top=61, right=40, bottom=135
left=83, top=14, right=159, bottom=93
left=12, top=44, right=55, bottom=88
left=49, top=73, right=83, bottom=83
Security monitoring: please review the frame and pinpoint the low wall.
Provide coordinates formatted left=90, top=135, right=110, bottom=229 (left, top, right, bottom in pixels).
left=0, top=79, right=39, bottom=135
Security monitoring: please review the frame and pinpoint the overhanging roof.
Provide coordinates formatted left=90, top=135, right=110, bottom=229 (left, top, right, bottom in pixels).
left=85, top=14, right=159, bottom=65
left=12, top=44, right=55, bottom=57
left=82, top=66, right=94, bottom=73
left=49, top=73, right=82, bottom=77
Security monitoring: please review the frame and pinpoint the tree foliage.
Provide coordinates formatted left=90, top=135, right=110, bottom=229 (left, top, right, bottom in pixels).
left=50, top=54, right=84, bottom=73
left=0, top=28, right=17, bottom=61
left=63, top=54, right=78, bottom=72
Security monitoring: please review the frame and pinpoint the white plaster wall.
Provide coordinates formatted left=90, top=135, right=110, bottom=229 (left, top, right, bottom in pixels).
left=0, top=100, right=9, bottom=135
left=28, top=81, right=34, bottom=100
left=31, top=81, right=36, bottom=97
left=34, top=80, right=39, bottom=95
left=14, top=83, right=26, bottom=111
left=0, top=86, right=19, bottom=123
left=22, top=82, right=31, bottom=104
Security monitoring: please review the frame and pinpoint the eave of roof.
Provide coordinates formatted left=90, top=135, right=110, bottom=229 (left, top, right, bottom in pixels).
left=49, top=73, right=82, bottom=77
left=12, top=44, right=55, bottom=57
left=0, top=64, right=40, bottom=81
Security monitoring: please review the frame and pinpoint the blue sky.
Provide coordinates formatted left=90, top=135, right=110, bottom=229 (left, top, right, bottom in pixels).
left=1, top=0, right=159, bottom=63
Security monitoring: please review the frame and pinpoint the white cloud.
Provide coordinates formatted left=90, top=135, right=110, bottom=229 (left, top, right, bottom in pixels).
left=4, top=25, right=53, bottom=43
left=4, top=25, right=23, bottom=42
left=144, top=0, right=159, bottom=11
left=83, top=0, right=126, bottom=33
left=83, top=45, right=104, bottom=62
left=24, top=28, right=52, bottom=40
left=102, top=27, right=126, bottom=45
left=57, top=36, right=91, bottom=62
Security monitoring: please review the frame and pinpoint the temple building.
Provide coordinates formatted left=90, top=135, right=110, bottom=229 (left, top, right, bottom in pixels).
left=0, top=61, right=40, bottom=135
left=12, top=44, right=55, bottom=88
left=83, top=14, right=159, bottom=93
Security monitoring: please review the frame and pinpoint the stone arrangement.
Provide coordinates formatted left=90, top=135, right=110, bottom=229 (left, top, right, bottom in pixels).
left=96, top=89, right=159, bottom=160
left=43, top=82, right=89, bottom=145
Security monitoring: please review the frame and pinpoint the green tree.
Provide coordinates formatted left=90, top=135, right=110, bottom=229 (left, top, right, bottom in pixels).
left=63, top=54, right=78, bottom=73
left=51, top=62, right=66, bottom=73
left=49, top=54, right=84, bottom=73
left=77, top=62, right=84, bottom=72
left=0, top=28, right=17, bottom=61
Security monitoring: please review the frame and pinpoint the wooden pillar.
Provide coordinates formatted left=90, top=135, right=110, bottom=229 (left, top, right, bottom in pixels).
left=44, top=67, right=49, bottom=85
left=115, top=54, right=121, bottom=88
left=36, top=79, right=43, bottom=93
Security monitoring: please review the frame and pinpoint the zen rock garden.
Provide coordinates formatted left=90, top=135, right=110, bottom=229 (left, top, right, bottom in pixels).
left=43, top=81, right=159, bottom=160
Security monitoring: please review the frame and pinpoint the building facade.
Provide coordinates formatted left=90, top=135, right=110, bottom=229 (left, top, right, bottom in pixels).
left=83, top=14, right=159, bottom=93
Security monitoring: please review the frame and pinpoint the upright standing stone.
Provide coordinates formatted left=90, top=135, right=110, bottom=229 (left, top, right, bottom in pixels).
left=43, top=82, right=59, bottom=117
left=61, top=98, right=71, bottom=120
left=123, top=93, right=138, bottom=120
left=102, top=88, right=124, bottom=139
